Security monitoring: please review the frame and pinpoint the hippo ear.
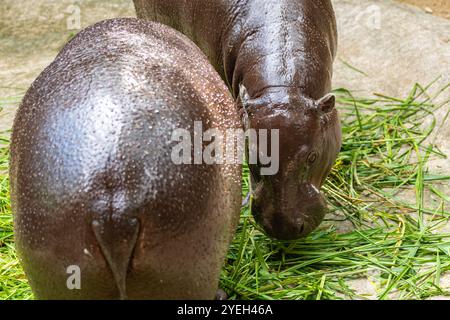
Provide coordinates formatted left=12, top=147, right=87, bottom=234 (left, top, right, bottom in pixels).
left=316, top=94, right=336, bottom=113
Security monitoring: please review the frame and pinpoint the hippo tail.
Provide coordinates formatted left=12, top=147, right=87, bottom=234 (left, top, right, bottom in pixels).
left=91, top=217, right=140, bottom=300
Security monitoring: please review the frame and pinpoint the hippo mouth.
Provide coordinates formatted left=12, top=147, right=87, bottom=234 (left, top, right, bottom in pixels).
left=252, top=196, right=326, bottom=240
left=248, top=167, right=327, bottom=240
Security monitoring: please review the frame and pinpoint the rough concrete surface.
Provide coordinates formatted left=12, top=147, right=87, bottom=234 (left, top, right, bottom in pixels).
left=0, top=0, right=449, bottom=299
left=0, top=0, right=135, bottom=131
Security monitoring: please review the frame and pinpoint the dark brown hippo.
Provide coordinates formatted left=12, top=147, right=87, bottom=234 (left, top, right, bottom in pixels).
left=133, top=0, right=342, bottom=240
left=10, top=18, right=242, bottom=300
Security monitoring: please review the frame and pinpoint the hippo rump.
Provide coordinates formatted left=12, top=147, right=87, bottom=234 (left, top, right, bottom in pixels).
left=10, top=18, right=242, bottom=300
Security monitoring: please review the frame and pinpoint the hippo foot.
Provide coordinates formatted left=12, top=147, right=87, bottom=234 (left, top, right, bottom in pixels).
left=215, top=289, right=228, bottom=300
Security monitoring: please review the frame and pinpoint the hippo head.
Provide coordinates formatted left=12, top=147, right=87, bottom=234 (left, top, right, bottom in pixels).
left=240, top=86, right=342, bottom=240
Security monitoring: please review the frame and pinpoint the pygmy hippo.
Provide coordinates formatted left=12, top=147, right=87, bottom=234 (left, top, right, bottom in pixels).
left=134, top=0, right=342, bottom=239
left=10, top=18, right=242, bottom=299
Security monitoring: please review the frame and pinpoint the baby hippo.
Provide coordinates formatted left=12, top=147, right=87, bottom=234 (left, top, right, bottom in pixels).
left=10, top=18, right=242, bottom=299
left=134, top=0, right=342, bottom=240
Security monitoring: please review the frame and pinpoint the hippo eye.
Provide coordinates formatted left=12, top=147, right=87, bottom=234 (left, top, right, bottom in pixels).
left=307, top=152, right=317, bottom=164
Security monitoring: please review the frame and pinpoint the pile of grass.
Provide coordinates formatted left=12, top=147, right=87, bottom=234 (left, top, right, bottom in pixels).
left=0, top=134, right=33, bottom=300
left=0, top=82, right=449, bottom=300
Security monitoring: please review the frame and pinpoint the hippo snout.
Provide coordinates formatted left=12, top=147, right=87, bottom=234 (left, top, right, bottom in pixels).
left=253, top=183, right=327, bottom=240
left=263, top=204, right=326, bottom=240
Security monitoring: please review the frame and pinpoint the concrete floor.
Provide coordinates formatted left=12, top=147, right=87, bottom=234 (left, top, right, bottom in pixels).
left=0, top=0, right=449, bottom=299
left=398, top=0, right=450, bottom=19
